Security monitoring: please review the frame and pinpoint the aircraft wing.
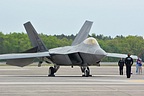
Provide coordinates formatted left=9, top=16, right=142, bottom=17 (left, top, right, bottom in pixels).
left=0, top=52, right=50, bottom=60
left=106, top=52, right=138, bottom=59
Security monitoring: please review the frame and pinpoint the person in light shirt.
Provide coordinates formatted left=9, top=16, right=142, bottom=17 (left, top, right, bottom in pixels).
left=136, top=57, right=142, bottom=74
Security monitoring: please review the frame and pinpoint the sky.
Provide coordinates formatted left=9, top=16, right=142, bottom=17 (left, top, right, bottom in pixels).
left=0, top=0, right=144, bottom=37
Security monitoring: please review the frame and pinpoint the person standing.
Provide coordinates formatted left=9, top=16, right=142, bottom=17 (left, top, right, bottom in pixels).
left=118, top=58, right=125, bottom=75
left=136, top=59, right=139, bottom=74
left=125, top=54, right=133, bottom=78
left=136, top=57, right=142, bottom=74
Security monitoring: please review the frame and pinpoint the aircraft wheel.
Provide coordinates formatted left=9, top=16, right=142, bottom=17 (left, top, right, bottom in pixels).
left=48, top=67, right=55, bottom=77
left=82, top=67, right=92, bottom=77
left=84, top=68, right=89, bottom=77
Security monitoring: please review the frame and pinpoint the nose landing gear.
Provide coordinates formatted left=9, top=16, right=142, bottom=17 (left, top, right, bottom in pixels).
left=81, top=66, right=92, bottom=77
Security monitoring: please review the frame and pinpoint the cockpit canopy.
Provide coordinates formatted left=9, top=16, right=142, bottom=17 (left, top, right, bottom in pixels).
left=83, top=37, right=99, bottom=45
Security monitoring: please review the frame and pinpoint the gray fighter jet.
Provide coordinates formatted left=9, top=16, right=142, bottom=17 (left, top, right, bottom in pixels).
left=0, top=20, right=138, bottom=77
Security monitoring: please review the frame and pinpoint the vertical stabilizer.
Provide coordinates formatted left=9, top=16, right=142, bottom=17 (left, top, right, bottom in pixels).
left=71, top=20, right=93, bottom=46
left=24, top=22, right=48, bottom=52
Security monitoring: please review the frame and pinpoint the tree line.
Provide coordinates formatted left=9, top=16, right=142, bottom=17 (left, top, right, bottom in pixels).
left=0, top=32, right=144, bottom=62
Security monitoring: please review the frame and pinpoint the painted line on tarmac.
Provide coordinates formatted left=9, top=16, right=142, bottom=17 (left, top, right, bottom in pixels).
left=128, top=80, right=144, bottom=83
left=0, top=69, right=29, bottom=71
left=0, top=81, right=143, bottom=85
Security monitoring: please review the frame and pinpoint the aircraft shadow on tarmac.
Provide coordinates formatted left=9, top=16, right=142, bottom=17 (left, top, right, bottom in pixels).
left=4, top=75, right=117, bottom=78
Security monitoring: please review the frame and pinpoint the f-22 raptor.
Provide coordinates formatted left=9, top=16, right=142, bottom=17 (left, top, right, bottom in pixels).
left=0, top=20, right=138, bottom=77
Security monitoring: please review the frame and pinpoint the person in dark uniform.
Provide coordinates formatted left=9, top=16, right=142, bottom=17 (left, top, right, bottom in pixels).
left=125, top=54, right=133, bottom=78
left=118, top=58, right=125, bottom=75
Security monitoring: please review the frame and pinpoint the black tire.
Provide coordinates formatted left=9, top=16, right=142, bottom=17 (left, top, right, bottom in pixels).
left=48, top=67, right=55, bottom=77
left=84, top=69, right=89, bottom=77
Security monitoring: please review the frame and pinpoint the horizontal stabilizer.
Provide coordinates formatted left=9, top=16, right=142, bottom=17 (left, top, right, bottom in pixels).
left=6, top=58, right=35, bottom=67
left=71, top=20, right=93, bottom=46
left=23, top=47, right=38, bottom=53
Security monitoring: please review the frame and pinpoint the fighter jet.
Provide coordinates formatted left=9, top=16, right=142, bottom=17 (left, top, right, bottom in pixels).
left=0, top=20, right=138, bottom=77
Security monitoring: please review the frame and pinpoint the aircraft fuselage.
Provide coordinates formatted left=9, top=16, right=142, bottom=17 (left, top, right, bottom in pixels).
left=49, top=37, right=107, bottom=66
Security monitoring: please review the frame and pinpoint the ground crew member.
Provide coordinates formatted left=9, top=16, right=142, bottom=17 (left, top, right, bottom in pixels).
left=118, top=58, right=124, bottom=75
left=125, top=54, right=133, bottom=78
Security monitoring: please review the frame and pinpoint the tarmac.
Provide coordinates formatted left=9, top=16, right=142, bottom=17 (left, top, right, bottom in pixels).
left=0, top=64, right=144, bottom=96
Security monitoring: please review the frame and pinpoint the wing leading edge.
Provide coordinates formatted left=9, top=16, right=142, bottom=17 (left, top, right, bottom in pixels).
left=107, top=52, right=138, bottom=59
left=0, top=52, right=50, bottom=60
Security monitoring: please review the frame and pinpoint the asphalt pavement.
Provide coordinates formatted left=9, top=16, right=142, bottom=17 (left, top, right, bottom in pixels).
left=0, top=65, right=144, bottom=96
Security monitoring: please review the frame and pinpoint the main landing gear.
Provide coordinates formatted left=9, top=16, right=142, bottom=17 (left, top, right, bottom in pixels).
left=81, top=66, right=92, bottom=77
left=48, top=65, right=60, bottom=77
left=48, top=65, right=92, bottom=77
